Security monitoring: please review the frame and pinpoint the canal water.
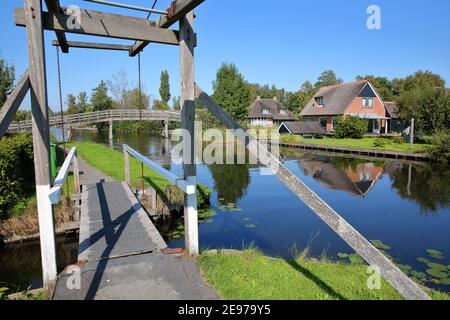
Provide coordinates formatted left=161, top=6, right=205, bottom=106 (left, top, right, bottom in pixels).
left=1, top=130, right=449, bottom=293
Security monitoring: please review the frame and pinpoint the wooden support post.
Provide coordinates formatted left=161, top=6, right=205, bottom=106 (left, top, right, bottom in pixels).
left=150, top=187, right=157, bottom=211
left=180, top=11, right=198, bottom=256
left=109, top=119, right=113, bottom=142
left=410, top=118, right=415, bottom=149
left=163, top=119, right=169, bottom=137
left=25, top=0, right=57, bottom=295
left=124, top=148, right=131, bottom=186
left=0, top=70, right=30, bottom=138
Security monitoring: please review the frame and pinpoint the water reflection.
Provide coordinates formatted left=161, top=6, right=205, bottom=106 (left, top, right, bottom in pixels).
left=207, top=164, right=251, bottom=205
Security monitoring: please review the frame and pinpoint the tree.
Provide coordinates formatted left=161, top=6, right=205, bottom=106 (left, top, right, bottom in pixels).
left=395, top=71, right=445, bottom=94
left=124, top=88, right=149, bottom=110
left=334, top=116, right=369, bottom=139
left=159, top=70, right=171, bottom=106
left=91, top=81, right=112, bottom=112
left=77, top=92, right=89, bottom=113
left=66, top=94, right=78, bottom=114
left=153, top=100, right=170, bottom=110
left=107, top=70, right=128, bottom=109
left=0, top=58, right=15, bottom=107
left=172, top=96, right=181, bottom=111
left=212, top=63, right=251, bottom=121
left=315, top=70, right=343, bottom=88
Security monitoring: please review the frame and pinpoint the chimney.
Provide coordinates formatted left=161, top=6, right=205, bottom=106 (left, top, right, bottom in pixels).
left=273, top=96, right=277, bottom=101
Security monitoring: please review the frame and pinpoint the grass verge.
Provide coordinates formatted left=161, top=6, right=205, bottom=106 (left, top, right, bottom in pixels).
left=197, top=249, right=449, bottom=300
left=280, top=135, right=428, bottom=154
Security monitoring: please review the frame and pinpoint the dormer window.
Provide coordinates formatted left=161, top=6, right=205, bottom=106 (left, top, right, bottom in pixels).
left=315, top=97, right=324, bottom=106
left=262, top=108, right=270, bottom=114
left=362, top=97, right=373, bottom=108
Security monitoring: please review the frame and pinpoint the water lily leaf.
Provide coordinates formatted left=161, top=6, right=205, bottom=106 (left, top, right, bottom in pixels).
left=205, top=219, right=214, bottom=224
left=337, top=253, right=349, bottom=259
left=410, top=270, right=427, bottom=279
left=370, top=239, right=391, bottom=251
left=243, top=217, right=252, bottom=222
left=426, top=269, right=448, bottom=279
left=348, top=254, right=365, bottom=265
left=426, top=249, right=444, bottom=259
left=396, top=264, right=412, bottom=274
left=426, top=262, right=447, bottom=271
left=245, top=224, right=256, bottom=229
left=417, top=257, right=430, bottom=264
left=438, top=278, right=450, bottom=286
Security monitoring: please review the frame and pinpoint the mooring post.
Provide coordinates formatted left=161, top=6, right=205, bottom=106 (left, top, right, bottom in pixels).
left=25, top=0, right=57, bottom=295
left=180, top=11, right=198, bottom=256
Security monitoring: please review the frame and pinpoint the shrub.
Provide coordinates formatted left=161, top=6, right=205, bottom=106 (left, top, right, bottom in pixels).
left=373, top=138, right=387, bottom=148
left=0, top=134, right=34, bottom=219
left=427, top=131, right=450, bottom=166
left=334, top=116, right=368, bottom=139
left=392, top=136, right=404, bottom=144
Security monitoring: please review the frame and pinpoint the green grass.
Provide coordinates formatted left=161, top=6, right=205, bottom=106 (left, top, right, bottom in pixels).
left=280, top=135, right=428, bottom=153
left=197, top=250, right=449, bottom=300
left=68, top=142, right=210, bottom=206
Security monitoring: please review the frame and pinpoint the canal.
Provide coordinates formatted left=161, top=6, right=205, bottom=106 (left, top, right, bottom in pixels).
left=1, top=130, right=449, bottom=293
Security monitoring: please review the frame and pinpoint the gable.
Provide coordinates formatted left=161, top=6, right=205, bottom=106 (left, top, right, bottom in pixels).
left=358, top=83, right=377, bottom=98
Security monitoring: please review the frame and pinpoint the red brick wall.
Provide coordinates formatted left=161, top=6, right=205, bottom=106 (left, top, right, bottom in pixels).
left=344, top=97, right=385, bottom=118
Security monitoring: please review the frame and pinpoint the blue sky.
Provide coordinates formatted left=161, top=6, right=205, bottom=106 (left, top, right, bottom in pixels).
left=1, top=0, right=450, bottom=111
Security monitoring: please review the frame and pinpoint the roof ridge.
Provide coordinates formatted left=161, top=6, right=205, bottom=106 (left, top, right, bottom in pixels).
left=319, top=80, right=368, bottom=90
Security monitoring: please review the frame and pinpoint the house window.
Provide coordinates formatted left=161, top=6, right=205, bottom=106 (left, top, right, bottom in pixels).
left=362, top=97, right=373, bottom=108
left=315, top=97, right=324, bottom=105
left=319, top=117, right=327, bottom=129
left=262, top=108, right=270, bottom=114
left=332, top=117, right=339, bottom=131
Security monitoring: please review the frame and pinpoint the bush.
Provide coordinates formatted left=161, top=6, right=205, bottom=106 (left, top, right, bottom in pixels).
left=0, top=134, right=34, bottom=219
left=373, top=138, right=387, bottom=148
left=427, top=131, right=450, bottom=166
left=392, top=136, right=404, bottom=144
left=334, top=116, right=368, bottom=139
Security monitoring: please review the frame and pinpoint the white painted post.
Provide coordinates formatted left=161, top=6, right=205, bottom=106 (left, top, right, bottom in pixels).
left=25, top=0, right=57, bottom=295
left=410, top=118, right=415, bottom=149
left=73, top=152, right=81, bottom=194
left=184, top=176, right=199, bottom=256
left=109, top=119, right=114, bottom=143
left=180, top=11, right=198, bottom=256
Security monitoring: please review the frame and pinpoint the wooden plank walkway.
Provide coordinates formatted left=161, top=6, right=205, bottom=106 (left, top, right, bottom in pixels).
left=53, top=157, right=218, bottom=300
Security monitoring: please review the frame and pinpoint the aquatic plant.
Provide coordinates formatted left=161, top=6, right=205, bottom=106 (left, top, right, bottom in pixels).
left=370, top=239, right=391, bottom=251
left=245, top=224, right=256, bottom=229
left=426, top=249, right=444, bottom=260
left=426, top=269, right=448, bottom=279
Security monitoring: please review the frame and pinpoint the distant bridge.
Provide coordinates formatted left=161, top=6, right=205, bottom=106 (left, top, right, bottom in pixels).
left=7, top=109, right=181, bottom=133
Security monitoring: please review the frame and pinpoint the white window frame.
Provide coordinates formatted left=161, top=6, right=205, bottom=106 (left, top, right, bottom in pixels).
left=362, top=97, right=374, bottom=108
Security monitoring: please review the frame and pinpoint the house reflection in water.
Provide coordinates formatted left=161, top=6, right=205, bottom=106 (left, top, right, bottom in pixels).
left=297, top=153, right=384, bottom=197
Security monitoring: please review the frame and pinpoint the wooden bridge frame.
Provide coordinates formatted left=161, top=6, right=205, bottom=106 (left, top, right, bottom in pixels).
left=1, top=0, right=430, bottom=300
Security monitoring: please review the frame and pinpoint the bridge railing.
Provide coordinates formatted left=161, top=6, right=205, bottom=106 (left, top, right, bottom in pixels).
left=48, top=147, right=81, bottom=204
left=122, top=144, right=198, bottom=252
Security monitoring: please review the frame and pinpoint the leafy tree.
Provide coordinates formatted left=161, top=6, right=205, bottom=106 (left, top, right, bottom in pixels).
left=90, top=81, right=112, bottom=112
left=13, top=110, right=31, bottom=122
left=212, top=63, right=251, bottom=121
left=124, top=88, right=149, bottom=110
left=153, top=100, right=170, bottom=110
left=315, top=70, right=343, bottom=88
left=159, top=70, right=171, bottom=105
left=0, top=58, right=15, bottom=107
left=356, top=75, right=395, bottom=101
left=395, top=71, right=445, bottom=94
left=334, top=116, right=368, bottom=139
left=107, top=70, right=128, bottom=109
left=66, top=94, right=78, bottom=114
left=172, top=96, right=181, bottom=111
left=398, top=86, right=449, bottom=135
left=77, top=92, right=89, bottom=113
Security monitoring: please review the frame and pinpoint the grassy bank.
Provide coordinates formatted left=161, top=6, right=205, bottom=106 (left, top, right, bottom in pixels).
left=280, top=135, right=428, bottom=154
left=198, top=250, right=449, bottom=300
left=69, top=142, right=210, bottom=206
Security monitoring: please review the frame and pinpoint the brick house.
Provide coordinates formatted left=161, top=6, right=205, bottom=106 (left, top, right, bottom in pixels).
left=300, top=80, right=391, bottom=134
left=248, top=97, right=295, bottom=127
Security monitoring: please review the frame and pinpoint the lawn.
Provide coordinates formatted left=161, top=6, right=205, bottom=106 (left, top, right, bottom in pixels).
left=280, top=135, right=428, bottom=154
left=68, top=142, right=210, bottom=206
left=197, top=250, right=449, bottom=300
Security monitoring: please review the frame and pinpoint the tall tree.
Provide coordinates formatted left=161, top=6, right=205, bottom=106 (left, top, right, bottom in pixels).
left=66, top=94, right=78, bottom=114
left=315, top=70, right=343, bottom=88
left=77, top=92, right=89, bottom=113
left=91, top=81, right=112, bottom=112
left=107, top=70, right=128, bottom=109
left=0, top=58, right=15, bottom=107
left=159, top=70, right=171, bottom=106
left=212, top=63, right=251, bottom=121
left=124, top=87, right=149, bottom=110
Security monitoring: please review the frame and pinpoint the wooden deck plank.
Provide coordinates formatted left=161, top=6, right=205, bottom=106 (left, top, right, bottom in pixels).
left=78, top=181, right=166, bottom=262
